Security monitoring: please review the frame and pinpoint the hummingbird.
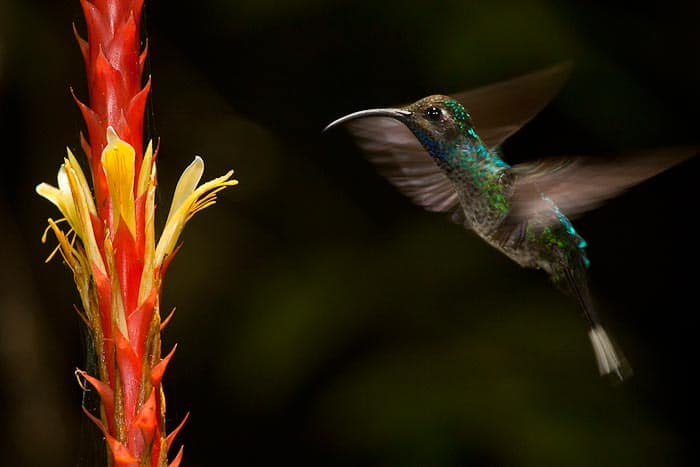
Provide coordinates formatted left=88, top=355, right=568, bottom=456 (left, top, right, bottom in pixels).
left=324, top=62, right=697, bottom=381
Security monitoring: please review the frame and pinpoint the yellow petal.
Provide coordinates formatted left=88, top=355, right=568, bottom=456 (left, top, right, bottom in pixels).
left=57, top=164, right=71, bottom=193
left=103, top=236, right=129, bottom=338
left=155, top=157, right=236, bottom=268
left=138, top=183, right=156, bottom=304
left=64, top=163, right=107, bottom=275
left=165, top=156, right=204, bottom=224
left=101, top=127, right=136, bottom=237
left=36, top=166, right=79, bottom=235
left=137, top=140, right=154, bottom=198
left=38, top=146, right=105, bottom=276
left=66, top=148, right=96, bottom=216
left=36, top=182, right=66, bottom=213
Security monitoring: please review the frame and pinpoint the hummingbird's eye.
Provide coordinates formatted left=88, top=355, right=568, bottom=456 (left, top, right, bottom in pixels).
left=425, top=106, right=443, bottom=121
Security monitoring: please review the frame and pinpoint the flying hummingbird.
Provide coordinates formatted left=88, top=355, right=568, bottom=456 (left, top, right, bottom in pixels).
left=324, top=62, right=697, bottom=381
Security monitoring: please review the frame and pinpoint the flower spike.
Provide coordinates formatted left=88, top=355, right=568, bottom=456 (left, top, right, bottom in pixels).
left=36, top=1, right=236, bottom=465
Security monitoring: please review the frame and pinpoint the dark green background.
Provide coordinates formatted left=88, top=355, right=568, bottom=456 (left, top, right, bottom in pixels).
left=1, top=1, right=698, bottom=466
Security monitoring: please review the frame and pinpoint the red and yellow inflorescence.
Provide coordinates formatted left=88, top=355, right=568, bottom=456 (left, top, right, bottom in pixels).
left=36, top=1, right=237, bottom=465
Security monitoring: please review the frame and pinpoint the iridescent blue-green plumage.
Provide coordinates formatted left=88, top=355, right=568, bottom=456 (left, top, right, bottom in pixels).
left=324, top=63, right=698, bottom=380
left=398, top=95, right=592, bottom=301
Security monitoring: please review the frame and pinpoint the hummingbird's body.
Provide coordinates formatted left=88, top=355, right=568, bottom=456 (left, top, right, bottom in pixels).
left=424, top=107, right=585, bottom=276
left=404, top=96, right=598, bottom=336
left=324, top=63, right=697, bottom=380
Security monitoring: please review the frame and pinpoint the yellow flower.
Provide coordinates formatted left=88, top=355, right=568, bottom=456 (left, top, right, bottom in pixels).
left=101, top=127, right=137, bottom=237
left=36, top=147, right=106, bottom=276
left=155, top=156, right=237, bottom=269
left=37, top=126, right=237, bottom=288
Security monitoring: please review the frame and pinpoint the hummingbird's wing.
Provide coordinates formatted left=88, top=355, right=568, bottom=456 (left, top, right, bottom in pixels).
left=337, top=62, right=573, bottom=221
left=344, top=117, right=460, bottom=213
left=340, top=62, right=573, bottom=216
left=452, top=61, right=572, bottom=149
left=507, top=145, right=698, bottom=224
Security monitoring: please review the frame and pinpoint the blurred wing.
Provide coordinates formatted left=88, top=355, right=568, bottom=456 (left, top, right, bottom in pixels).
left=341, top=62, right=573, bottom=220
left=508, top=145, right=699, bottom=224
left=452, top=61, right=572, bottom=149
left=344, top=117, right=460, bottom=213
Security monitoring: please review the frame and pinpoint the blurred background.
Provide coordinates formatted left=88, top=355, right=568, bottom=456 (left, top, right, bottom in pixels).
left=1, top=1, right=698, bottom=466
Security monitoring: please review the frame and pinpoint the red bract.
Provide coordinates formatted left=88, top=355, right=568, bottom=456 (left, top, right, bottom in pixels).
left=75, top=0, right=149, bottom=219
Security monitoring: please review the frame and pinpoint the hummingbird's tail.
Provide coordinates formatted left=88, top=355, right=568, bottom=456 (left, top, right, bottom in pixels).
left=588, top=325, right=629, bottom=380
left=560, top=264, right=632, bottom=382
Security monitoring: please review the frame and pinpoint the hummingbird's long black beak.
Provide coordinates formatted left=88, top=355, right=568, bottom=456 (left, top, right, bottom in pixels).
left=323, top=108, right=412, bottom=132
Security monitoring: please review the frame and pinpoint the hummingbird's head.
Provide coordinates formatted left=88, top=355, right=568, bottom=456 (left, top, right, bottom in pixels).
left=401, top=95, right=476, bottom=161
left=324, top=95, right=477, bottom=163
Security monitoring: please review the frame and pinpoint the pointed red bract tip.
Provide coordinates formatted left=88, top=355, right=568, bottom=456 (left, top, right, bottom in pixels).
left=151, top=344, right=177, bottom=387
left=76, top=369, right=115, bottom=414
left=80, top=1, right=109, bottom=58
left=138, top=41, right=148, bottom=75
left=168, top=445, right=184, bottom=467
left=72, top=22, right=89, bottom=64
left=71, top=88, right=102, bottom=151
left=83, top=406, right=138, bottom=464
left=152, top=136, right=161, bottom=162
left=166, top=412, right=190, bottom=451
left=160, top=307, right=176, bottom=331
left=160, top=243, right=183, bottom=278
left=126, top=77, right=151, bottom=160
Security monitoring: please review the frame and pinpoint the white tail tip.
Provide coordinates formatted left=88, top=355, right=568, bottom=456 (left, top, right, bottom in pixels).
left=588, top=326, right=632, bottom=381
